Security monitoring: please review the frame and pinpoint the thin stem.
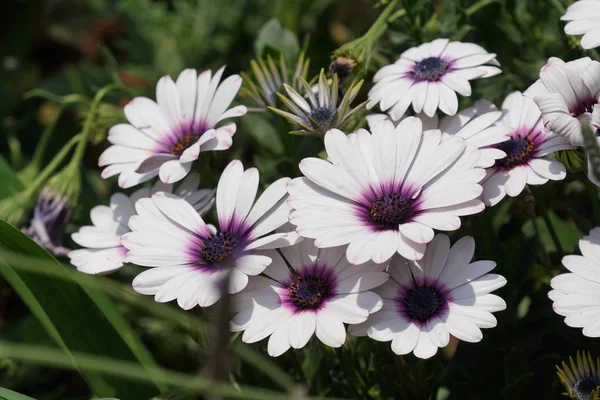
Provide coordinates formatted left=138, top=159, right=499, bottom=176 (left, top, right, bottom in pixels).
left=23, top=134, right=81, bottom=197
left=0, top=249, right=298, bottom=393
left=0, top=341, right=325, bottom=400
left=531, top=188, right=564, bottom=256
left=69, top=84, right=123, bottom=168
left=364, top=0, right=399, bottom=41
left=29, top=103, right=68, bottom=170
left=28, top=95, right=87, bottom=170
left=585, top=179, right=600, bottom=226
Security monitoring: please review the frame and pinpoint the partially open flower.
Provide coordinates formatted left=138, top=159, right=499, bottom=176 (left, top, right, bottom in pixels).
left=241, top=52, right=310, bottom=112
left=556, top=351, right=600, bottom=400
left=269, top=69, right=365, bottom=136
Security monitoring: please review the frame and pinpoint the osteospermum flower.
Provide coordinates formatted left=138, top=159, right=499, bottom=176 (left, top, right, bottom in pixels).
left=349, top=234, right=507, bottom=359
left=556, top=351, right=600, bottom=400
left=68, top=173, right=214, bottom=274
left=549, top=227, right=600, bottom=337
left=526, top=57, right=600, bottom=147
left=230, top=238, right=387, bottom=357
left=99, top=67, right=247, bottom=188
left=287, top=118, right=485, bottom=265
left=241, top=52, right=310, bottom=112
left=122, top=160, right=297, bottom=309
left=367, top=38, right=501, bottom=120
left=562, top=0, right=600, bottom=50
left=269, top=69, right=365, bottom=136
left=480, top=91, right=574, bottom=206
left=367, top=99, right=510, bottom=168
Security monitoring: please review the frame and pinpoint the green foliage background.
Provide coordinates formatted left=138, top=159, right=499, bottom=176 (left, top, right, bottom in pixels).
left=1, top=0, right=599, bottom=399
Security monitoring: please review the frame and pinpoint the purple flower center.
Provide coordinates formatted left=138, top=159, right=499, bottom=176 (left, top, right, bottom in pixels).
left=309, top=107, right=336, bottom=131
left=369, top=193, right=414, bottom=230
left=411, top=57, right=449, bottom=81
left=574, top=376, right=600, bottom=400
left=495, top=136, right=535, bottom=169
left=288, top=275, right=330, bottom=310
left=570, top=97, right=598, bottom=117
left=398, top=284, right=447, bottom=323
left=170, top=134, right=201, bottom=156
left=201, top=232, right=239, bottom=265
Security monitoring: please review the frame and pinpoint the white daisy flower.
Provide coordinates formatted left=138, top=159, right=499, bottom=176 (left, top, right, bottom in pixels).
left=68, top=173, right=214, bottom=275
left=287, top=118, right=485, bottom=265
left=231, top=238, right=388, bottom=357
left=561, top=0, right=600, bottom=50
left=122, top=160, right=298, bottom=309
left=481, top=91, right=575, bottom=207
left=349, top=234, right=507, bottom=360
left=526, top=57, right=600, bottom=147
left=549, top=227, right=600, bottom=338
left=99, top=67, right=247, bottom=188
left=367, top=38, right=501, bottom=120
left=366, top=99, right=510, bottom=168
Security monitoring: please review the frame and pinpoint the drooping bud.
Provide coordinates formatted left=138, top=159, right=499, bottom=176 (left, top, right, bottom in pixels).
left=22, top=188, right=72, bottom=258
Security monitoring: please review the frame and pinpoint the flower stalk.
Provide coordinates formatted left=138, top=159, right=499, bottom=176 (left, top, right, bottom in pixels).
left=330, top=0, right=399, bottom=81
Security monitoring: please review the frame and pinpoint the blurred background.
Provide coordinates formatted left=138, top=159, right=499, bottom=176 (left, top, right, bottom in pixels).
left=1, top=0, right=599, bottom=399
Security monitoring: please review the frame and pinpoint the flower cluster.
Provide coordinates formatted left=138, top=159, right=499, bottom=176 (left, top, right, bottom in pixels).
left=63, top=0, right=600, bottom=364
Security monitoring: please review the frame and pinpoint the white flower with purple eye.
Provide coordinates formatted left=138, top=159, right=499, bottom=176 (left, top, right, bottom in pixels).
left=366, top=99, right=510, bottom=168
left=231, top=239, right=387, bottom=357
left=99, top=67, right=247, bottom=188
left=349, top=234, right=507, bottom=359
left=367, top=38, right=501, bottom=120
left=526, top=57, right=600, bottom=147
left=561, top=0, right=600, bottom=50
left=68, top=173, right=214, bottom=275
left=122, top=160, right=297, bottom=309
left=549, top=227, right=600, bottom=338
left=481, top=91, right=575, bottom=207
left=287, top=118, right=485, bottom=265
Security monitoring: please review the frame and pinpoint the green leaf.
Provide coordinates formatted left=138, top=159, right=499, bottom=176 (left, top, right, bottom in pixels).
left=464, top=0, right=500, bottom=16
left=0, top=156, right=24, bottom=199
left=254, top=19, right=299, bottom=62
left=0, top=387, right=37, bottom=400
left=242, top=114, right=284, bottom=155
left=0, top=341, right=330, bottom=400
left=521, top=211, right=583, bottom=253
left=0, top=220, right=160, bottom=398
left=0, top=248, right=298, bottom=394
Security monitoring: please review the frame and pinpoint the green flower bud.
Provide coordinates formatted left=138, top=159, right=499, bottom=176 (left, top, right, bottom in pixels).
left=555, top=148, right=585, bottom=173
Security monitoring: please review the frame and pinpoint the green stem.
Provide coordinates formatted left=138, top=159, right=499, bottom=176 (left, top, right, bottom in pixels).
left=29, top=103, right=68, bottom=170
left=28, top=95, right=87, bottom=170
left=0, top=249, right=298, bottom=393
left=531, top=188, right=564, bottom=256
left=68, top=84, right=122, bottom=168
left=23, top=134, right=81, bottom=197
left=585, top=179, right=600, bottom=226
left=364, top=0, right=399, bottom=41
left=0, top=341, right=326, bottom=400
